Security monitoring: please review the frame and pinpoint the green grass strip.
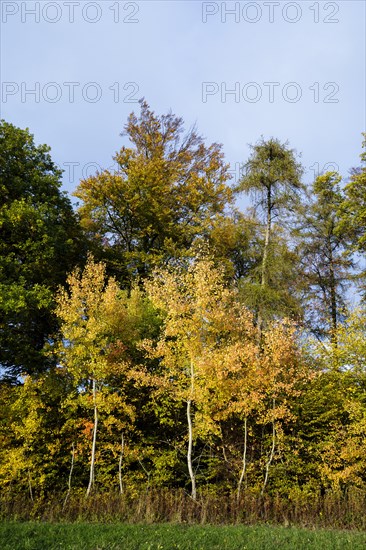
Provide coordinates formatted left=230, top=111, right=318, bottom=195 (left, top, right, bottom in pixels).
left=1, top=522, right=365, bottom=550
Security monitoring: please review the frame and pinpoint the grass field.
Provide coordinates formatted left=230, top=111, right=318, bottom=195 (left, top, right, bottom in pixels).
left=1, top=522, right=365, bottom=550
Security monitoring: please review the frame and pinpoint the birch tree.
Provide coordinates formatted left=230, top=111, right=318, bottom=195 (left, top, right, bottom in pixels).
left=143, top=257, right=246, bottom=499
left=56, top=256, right=133, bottom=496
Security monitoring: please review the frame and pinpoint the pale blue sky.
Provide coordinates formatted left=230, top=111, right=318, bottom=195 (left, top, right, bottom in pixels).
left=1, top=0, right=365, bottom=205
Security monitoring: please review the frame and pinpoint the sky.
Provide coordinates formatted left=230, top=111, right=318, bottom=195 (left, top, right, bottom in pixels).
left=0, top=0, right=365, bottom=208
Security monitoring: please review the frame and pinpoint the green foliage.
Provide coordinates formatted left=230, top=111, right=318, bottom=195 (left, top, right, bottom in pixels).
left=238, top=138, right=304, bottom=323
left=295, top=172, right=353, bottom=341
left=337, top=135, right=366, bottom=297
left=0, top=120, right=81, bottom=381
left=239, top=137, right=304, bottom=218
left=238, top=225, right=302, bottom=321
left=339, top=134, right=366, bottom=255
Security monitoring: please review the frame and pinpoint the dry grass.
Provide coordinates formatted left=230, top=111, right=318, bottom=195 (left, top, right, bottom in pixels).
left=1, top=488, right=365, bottom=530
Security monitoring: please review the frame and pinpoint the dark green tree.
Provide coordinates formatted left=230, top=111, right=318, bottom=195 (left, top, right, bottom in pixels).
left=296, top=172, right=353, bottom=343
left=0, top=120, right=81, bottom=382
left=338, top=134, right=366, bottom=296
left=340, top=134, right=366, bottom=249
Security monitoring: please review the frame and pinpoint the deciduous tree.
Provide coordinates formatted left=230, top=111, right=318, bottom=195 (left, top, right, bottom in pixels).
left=74, top=101, right=233, bottom=284
left=0, top=120, right=81, bottom=382
left=143, top=256, right=252, bottom=498
left=56, top=256, right=134, bottom=496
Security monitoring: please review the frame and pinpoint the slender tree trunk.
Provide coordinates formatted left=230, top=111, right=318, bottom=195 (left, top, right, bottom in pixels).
left=187, top=360, right=196, bottom=500
left=261, top=398, right=276, bottom=496
left=119, top=432, right=125, bottom=495
left=187, top=399, right=196, bottom=500
left=328, top=244, right=338, bottom=348
left=86, top=378, right=98, bottom=497
left=63, top=442, right=75, bottom=511
left=28, top=469, right=34, bottom=503
left=257, top=185, right=272, bottom=342
left=237, top=417, right=248, bottom=504
left=138, top=459, right=151, bottom=491
left=261, top=186, right=272, bottom=288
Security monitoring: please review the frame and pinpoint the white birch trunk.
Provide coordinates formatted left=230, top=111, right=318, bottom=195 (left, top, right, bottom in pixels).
left=187, top=359, right=196, bottom=500
left=86, top=378, right=98, bottom=497
left=119, top=432, right=125, bottom=495
left=237, top=417, right=248, bottom=503
left=63, top=442, right=75, bottom=510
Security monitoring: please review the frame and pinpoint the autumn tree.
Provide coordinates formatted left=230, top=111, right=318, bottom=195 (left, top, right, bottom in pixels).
left=0, top=120, right=82, bottom=382
left=257, top=321, right=311, bottom=495
left=56, top=256, right=136, bottom=496
left=143, top=256, right=251, bottom=498
left=0, top=370, right=73, bottom=499
left=304, top=307, right=366, bottom=491
left=207, top=210, right=262, bottom=282
left=142, top=253, right=309, bottom=499
left=74, top=101, right=233, bottom=284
